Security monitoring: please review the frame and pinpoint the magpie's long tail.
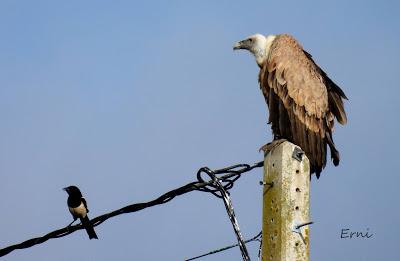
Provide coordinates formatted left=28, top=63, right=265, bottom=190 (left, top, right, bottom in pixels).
left=81, top=216, right=98, bottom=240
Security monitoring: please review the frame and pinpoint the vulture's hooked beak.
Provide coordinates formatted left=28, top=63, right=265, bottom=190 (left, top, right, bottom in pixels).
left=233, top=40, right=244, bottom=50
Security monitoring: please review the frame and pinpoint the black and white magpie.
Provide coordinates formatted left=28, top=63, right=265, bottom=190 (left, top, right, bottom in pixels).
left=63, top=185, right=98, bottom=240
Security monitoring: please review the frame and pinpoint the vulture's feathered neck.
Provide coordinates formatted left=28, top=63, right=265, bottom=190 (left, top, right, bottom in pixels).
left=254, top=35, right=276, bottom=67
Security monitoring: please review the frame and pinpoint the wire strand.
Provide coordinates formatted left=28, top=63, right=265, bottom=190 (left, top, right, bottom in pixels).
left=184, top=231, right=262, bottom=261
left=199, top=167, right=250, bottom=260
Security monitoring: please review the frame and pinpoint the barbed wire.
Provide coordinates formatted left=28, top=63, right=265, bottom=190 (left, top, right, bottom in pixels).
left=0, top=160, right=263, bottom=258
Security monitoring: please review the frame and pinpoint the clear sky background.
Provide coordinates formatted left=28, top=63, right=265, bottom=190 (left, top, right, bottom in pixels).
left=0, top=0, right=399, bottom=260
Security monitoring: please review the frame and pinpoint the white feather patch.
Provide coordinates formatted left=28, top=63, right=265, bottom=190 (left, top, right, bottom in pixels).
left=69, top=202, right=87, bottom=218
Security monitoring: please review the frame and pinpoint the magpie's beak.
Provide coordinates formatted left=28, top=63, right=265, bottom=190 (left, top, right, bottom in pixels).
left=63, top=187, right=68, bottom=192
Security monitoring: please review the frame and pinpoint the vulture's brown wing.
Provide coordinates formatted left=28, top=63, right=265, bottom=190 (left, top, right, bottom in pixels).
left=303, top=50, right=348, bottom=126
left=259, top=34, right=342, bottom=177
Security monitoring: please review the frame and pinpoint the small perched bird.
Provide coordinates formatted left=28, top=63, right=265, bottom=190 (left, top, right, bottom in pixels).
left=63, top=185, right=98, bottom=240
left=233, top=34, right=347, bottom=178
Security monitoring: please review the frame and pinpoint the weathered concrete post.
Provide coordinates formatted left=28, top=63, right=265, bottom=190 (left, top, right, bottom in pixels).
left=262, top=141, right=310, bottom=261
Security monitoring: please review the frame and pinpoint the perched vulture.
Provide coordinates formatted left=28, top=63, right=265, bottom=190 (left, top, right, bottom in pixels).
left=233, top=34, right=347, bottom=178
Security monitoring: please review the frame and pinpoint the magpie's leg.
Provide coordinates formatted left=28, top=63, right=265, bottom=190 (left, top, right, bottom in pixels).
left=67, top=218, right=78, bottom=227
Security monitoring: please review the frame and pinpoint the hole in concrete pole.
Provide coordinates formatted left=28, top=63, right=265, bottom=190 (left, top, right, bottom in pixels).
left=296, top=169, right=300, bottom=174
left=295, top=206, right=299, bottom=210
left=296, top=187, right=300, bottom=192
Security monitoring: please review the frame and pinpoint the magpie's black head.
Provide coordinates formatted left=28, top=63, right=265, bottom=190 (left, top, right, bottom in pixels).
left=63, top=185, right=82, bottom=197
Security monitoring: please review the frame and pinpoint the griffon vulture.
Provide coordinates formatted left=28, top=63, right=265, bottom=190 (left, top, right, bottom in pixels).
left=233, top=34, right=347, bottom=178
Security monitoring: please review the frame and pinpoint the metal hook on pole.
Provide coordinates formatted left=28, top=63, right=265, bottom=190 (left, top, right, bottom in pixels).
left=292, top=221, right=313, bottom=244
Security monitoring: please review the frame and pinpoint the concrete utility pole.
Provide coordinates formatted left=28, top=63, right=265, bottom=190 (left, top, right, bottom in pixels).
left=262, top=141, right=311, bottom=261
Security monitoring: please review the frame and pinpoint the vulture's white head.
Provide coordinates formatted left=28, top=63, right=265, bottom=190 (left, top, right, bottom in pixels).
left=233, top=34, right=276, bottom=67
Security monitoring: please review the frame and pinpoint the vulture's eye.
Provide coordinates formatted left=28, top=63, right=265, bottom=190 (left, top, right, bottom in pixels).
left=248, top=38, right=253, bottom=42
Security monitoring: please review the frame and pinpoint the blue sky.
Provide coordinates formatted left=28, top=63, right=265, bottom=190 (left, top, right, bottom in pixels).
left=0, top=0, right=399, bottom=260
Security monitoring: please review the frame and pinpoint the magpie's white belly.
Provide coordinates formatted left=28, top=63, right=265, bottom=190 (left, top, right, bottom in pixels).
left=69, top=202, right=87, bottom=218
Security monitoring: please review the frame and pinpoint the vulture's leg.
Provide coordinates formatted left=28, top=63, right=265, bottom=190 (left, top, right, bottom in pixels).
left=259, top=139, right=287, bottom=155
